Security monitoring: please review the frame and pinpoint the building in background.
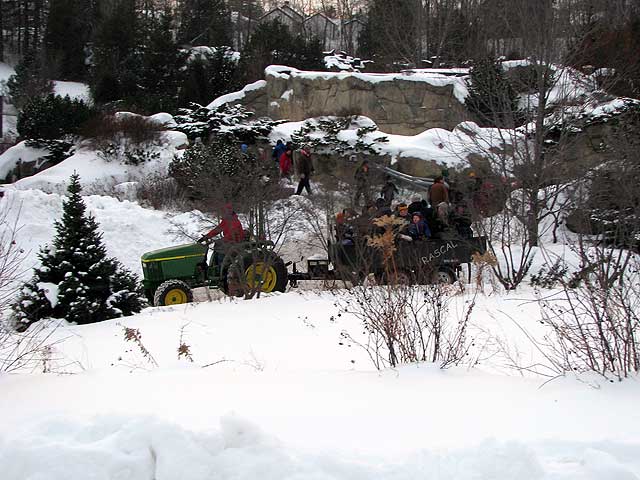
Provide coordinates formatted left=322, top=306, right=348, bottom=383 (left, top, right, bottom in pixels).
left=231, top=1, right=364, bottom=53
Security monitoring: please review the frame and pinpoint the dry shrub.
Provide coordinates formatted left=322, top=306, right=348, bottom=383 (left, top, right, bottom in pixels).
left=81, top=114, right=164, bottom=164
left=539, top=254, right=640, bottom=381
left=122, top=325, right=158, bottom=368
left=82, top=114, right=164, bottom=145
left=339, top=284, right=476, bottom=369
left=471, top=251, right=499, bottom=293
left=135, top=174, right=187, bottom=211
left=338, top=214, right=476, bottom=369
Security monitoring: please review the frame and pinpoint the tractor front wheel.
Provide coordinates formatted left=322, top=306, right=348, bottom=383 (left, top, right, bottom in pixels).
left=153, top=279, right=194, bottom=306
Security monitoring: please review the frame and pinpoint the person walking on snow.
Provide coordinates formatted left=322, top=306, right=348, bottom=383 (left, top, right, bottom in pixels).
left=295, top=145, right=314, bottom=195
left=353, top=159, right=371, bottom=206
left=279, top=143, right=294, bottom=178
left=272, top=139, right=286, bottom=164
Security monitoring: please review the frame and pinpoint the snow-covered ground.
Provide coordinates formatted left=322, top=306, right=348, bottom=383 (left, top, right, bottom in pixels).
left=1, top=184, right=639, bottom=479
left=1, top=290, right=639, bottom=479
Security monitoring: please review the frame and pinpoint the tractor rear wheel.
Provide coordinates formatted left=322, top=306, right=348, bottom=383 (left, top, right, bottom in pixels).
left=243, top=256, right=288, bottom=293
left=153, top=279, right=193, bottom=306
left=223, top=254, right=287, bottom=296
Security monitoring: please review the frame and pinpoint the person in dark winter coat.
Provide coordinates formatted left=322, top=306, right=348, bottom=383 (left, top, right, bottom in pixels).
left=408, top=212, right=431, bottom=240
left=279, top=143, right=293, bottom=177
left=408, top=196, right=425, bottom=216
left=272, top=140, right=286, bottom=164
left=295, top=145, right=314, bottom=195
left=353, top=160, right=371, bottom=206
left=374, top=197, right=393, bottom=218
left=380, top=176, right=399, bottom=206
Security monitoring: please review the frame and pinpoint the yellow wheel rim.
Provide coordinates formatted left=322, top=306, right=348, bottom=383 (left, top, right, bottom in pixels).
left=245, top=262, right=278, bottom=292
left=165, top=288, right=188, bottom=305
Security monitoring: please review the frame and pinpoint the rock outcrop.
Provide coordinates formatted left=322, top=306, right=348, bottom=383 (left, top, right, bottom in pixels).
left=216, top=67, right=472, bottom=136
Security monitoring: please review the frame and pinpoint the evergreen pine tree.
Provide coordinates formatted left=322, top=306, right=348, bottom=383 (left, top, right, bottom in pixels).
left=12, top=174, right=145, bottom=329
left=6, top=50, right=54, bottom=109
left=465, top=57, right=520, bottom=128
left=169, top=136, right=249, bottom=204
left=179, top=47, right=238, bottom=107
left=89, top=0, right=139, bottom=104
left=177, top=0, right=232, bottom=47
left=133, top=7, right=186, bottom=113
left=240, top=20, right=323, bottom=82
left=44, top=0, right=92, bottom=80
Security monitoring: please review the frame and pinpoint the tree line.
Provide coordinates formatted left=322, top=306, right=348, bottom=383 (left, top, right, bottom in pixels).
left=3, top=0, right=323, bottom=115
left=359, top=0, right=640, bottom=97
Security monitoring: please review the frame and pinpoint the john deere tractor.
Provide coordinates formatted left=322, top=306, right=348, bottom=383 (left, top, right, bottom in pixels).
left=141, top=240, right=288, bottom=306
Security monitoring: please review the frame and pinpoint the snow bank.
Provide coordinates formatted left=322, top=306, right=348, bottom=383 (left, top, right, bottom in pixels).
left=0, top=188, right=200, bottom=278
left=0, top=141, right=49, bottom=180
left=3, top=412, right=637, bottom=480
left=0, top=292, right=639, bottom=478
left=10, top=130, right=187, bottom=193
left=265, top=65, right=469, bottom=103
left=0, top=62, right=15, bottom=83
left=269, top=116, right=503, bottom=168
left=53, top=81, right=91, bottom=102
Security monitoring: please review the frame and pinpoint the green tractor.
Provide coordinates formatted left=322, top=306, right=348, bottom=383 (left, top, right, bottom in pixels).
left=140, top=240, right=288, bottom=306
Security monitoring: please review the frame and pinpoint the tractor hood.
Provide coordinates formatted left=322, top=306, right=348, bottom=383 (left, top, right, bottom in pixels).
left=141, top=243, right=207, bottom=263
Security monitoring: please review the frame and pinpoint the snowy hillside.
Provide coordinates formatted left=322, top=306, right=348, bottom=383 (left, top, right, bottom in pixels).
left=0, top=188, right=200, bottom=279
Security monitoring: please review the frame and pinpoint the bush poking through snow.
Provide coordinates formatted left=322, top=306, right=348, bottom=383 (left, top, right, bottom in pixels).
left=122, top=326, right=158, bottom=368
left=18, top=94, right=97, bottom=141
left=82, top=114, right=164, bottom=164
left=169, top=135, right=283, bottom=213
left=337, top=215, right=475, bottom=369
left=11, top=174, right=146, bottom=329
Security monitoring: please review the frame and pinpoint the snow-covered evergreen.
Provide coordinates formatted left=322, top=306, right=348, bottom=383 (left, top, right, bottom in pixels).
left=12, top=174, right=145, bottom=328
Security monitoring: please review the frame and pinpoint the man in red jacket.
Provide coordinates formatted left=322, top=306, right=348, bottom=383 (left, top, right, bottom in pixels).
left=199, top=204, right=245, bottom=243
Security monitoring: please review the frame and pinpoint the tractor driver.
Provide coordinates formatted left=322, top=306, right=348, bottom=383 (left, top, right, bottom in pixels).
left=198, top=203, right=245, bottom=244
left=198, top=203, right=246, bottom=271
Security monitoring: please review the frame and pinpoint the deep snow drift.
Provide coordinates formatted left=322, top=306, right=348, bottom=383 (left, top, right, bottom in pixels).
left=1, top=292, right=639, bottom=480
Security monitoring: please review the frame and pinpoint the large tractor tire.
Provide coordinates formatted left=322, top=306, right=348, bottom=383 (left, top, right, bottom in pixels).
left=245, top=255, right=288, bottom=293
left=153, top=279, right=194, bottom=306
left=223, top=254, right=287, bottom=296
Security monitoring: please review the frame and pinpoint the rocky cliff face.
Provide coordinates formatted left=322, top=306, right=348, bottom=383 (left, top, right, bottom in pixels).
left=231, top=67, right=472, bottom=135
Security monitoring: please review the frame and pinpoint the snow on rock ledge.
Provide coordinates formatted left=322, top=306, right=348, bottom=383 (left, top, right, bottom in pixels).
left=209, top=65, right=471, bottom=136
left=206, top=80, right=268, bottom=110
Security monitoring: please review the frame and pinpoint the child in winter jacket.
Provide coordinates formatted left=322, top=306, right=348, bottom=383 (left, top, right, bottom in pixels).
left=279, top=144, right=293, bottom=177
